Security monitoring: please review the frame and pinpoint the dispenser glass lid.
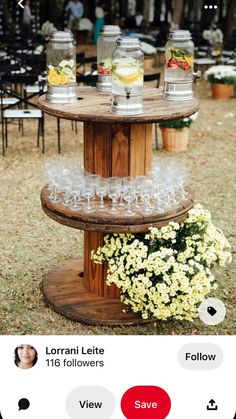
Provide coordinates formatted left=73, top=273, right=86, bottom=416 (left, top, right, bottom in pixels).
left=50, top=31, right=74, bottom=42
left=116, top=37, right=140, bottom=49
left=168, top=30, right=192, bottom=41
left=100, top=25, right=121, bottom=36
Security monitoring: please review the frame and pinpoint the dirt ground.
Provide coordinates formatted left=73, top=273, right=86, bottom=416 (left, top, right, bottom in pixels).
left=0, top=79, right=235, bottom=335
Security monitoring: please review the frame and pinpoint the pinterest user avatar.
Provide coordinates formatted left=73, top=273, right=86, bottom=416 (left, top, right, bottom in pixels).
left=14, top=344, right=38, bottom=369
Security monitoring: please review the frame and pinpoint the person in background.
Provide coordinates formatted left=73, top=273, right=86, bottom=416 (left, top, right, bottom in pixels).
left=22, top=0, right=33, bottom=37
left=66, top=0, right=84, bottom=31
left=123, top=9, right=145, bottom=32
left=14, top=344, right=38, bottom=369
left=93, top=1, right=106, bottom=44
left=134, top=9, right=144, bottom=29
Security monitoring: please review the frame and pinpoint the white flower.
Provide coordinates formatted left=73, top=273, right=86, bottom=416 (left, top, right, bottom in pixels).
left=91, top=204, right=231, bottom=322
left=140, top=42, right=157, bottom=56
left=78, top=18, right=93, bottom=31
left=203, top=28, right=223, bottom=45
left=41, top=21, right=57, bottom=37
left=205, top=65, right=236, bottom=82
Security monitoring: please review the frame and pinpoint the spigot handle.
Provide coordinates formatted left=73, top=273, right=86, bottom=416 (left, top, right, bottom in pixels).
left=37, top=75, right=47, bottom=96
left=37, top=75, right=46, bottom=84
left=193, top=70, right=201, bottom=78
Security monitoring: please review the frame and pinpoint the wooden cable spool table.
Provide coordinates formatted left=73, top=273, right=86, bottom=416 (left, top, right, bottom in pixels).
left=38, top=87, right=199, bottom=326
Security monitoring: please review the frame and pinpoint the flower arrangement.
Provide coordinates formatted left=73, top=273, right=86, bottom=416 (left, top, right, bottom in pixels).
left=91, top=204, right=231, bottom=321
left=41, top=21, right=57, bottom=38
left=140, top=42, right=157, bottom=56
left=78, top=18, right=93, bottom=31
left=204, top=65, right=236, bottom=84
left=203, top=28, right=223, bottom=48
left=203, top=28, right=223, bottom=58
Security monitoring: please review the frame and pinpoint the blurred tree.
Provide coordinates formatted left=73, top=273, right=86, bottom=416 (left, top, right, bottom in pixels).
left=172, top=0, right=184, bottom=28
left=40, top=0, right=64, bottom=25
left=201, top=0, right=219, bottom=29
left=2, top=0, right=236, bottom=40
left=224, top=0, right=236, bottom=41
left=154, top=0, right=162, bottom=19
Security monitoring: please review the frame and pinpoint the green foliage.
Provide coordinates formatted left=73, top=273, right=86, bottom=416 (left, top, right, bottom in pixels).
left=207, top=74, right=236, bottom=85
left=159, top=118, right=193, bottom=130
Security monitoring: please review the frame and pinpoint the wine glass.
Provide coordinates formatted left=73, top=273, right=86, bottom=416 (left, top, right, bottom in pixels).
left=122, top=177, right=136, bottom=215
left=95, top=178, right=108, bottom=210
left=108, top=177, right=121, bottom=213
left=134, top=175, right=146, bottom=209
left=140, top=177, right=153, bottom=213
left=82, top=176, right=95, bottom=212
left=69, top=178, right=84, bottom=211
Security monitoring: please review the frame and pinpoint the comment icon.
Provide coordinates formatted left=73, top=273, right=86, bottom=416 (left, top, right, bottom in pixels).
left=18, top=398, right=30, bottom=411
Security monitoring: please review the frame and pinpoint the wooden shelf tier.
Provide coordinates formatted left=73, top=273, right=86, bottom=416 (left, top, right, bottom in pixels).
left=41, top=185, right=193, bottom=234
left=41, top=186, right=193, bottom=325
left=38, top=87, right=199, bottom=124
left=38, top=88, right=199, bottom=325
left=41, top=258, right=155, bottom=326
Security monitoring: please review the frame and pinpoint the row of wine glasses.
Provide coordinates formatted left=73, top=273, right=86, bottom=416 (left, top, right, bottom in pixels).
left=44, top=158, right=189, bottom=216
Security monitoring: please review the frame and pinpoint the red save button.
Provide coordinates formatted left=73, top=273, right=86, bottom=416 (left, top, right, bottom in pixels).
left=121, top=385, right=171, bottom=419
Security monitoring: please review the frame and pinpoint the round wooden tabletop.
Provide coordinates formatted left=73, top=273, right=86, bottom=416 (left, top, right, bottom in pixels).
left=38, top=87, right=199, bottom=124
left=41, top=185, right=193, bottom=233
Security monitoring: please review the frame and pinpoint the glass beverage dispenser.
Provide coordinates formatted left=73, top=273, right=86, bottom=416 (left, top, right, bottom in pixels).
left=111, top=37, right=144, bottom=114
left=97, top=25, right=121, bottom=92
left=164, top=30, right=200, bottom=100
left=46, top=31, right=77, bottom=103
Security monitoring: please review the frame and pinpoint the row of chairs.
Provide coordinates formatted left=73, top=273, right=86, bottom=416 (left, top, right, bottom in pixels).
left=0, top=63, right=45, bottom=156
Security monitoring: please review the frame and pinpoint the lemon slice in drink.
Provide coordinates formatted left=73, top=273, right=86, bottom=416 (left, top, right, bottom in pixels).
left=115, top=66, right=141, bottom=83
left=48, top=70, right=61, bottom=85
left=60, top=72, right=69, bottom=84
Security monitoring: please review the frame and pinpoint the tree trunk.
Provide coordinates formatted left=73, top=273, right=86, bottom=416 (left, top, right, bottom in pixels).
left=166, top=0, right=173, bottom=23
left=143, top=0, right=151, bottom=22
left=84, top=0, right=96, bottom=22
left=224, top=0, right=236, bottom=42
left=154, top=0, right=162, bottom=18
left=173, top=0, right=184, bottom=28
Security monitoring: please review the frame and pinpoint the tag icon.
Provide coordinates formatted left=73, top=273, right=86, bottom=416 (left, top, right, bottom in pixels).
left=207, top=306, right=217, bottom=316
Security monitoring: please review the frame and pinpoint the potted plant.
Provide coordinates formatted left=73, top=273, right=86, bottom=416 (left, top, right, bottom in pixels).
left=159, top=116, right=195, bottom=152
left=204, top=65, right=236, bottom=99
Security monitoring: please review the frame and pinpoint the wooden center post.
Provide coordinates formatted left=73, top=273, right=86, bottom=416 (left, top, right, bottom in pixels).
left=83, top=122, right=153, bottom=298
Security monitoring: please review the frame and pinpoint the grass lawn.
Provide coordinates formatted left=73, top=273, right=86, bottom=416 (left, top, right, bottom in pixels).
left=0, top=80, right=235, bottom=335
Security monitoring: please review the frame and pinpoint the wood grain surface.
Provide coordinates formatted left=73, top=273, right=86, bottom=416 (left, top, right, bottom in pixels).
left=41, top=185, right=193, bottom=233
left=41, top=258, right=156, bottom=325
left=38, top=87, right=199, bottom=124
left=84, top=122, right=152, bottom=177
